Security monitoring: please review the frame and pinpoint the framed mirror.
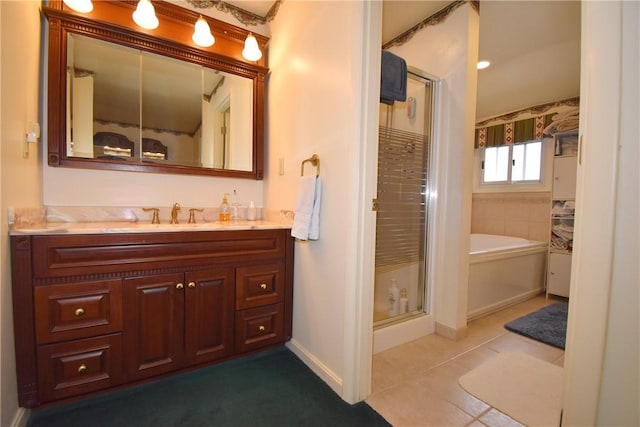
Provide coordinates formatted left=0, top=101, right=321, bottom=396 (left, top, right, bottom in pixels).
left=45, top=1, right=268, bottom=179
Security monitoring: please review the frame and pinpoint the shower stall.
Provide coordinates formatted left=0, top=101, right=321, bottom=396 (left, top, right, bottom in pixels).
left=373, top=67, right=437, bottom=332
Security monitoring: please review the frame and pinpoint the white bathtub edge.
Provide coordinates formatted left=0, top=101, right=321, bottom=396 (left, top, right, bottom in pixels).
left=470, top=245, right=548, bottom=264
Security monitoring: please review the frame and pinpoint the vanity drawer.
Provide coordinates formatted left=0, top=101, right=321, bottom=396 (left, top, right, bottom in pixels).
left=235, top=263, right=285, bottom=309
left=37, top=334, right=123, bottom=402
left=31, top=230, right=287, bottom=279
left=34, top=280, right=122, bottom=344
left=235, top=303, right=284, bottom=353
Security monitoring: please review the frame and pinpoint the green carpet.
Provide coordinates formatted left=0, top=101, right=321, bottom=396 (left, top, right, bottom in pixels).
left=27, top=347, right=390, bottom=427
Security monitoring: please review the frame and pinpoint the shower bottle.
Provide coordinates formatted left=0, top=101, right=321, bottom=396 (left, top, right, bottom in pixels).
left=400, top=288, right=409, bottom=314
left=388, top=279, right=400, bottom=316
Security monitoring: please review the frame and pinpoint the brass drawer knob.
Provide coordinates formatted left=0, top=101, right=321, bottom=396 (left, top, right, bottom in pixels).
left=260, top=283, right=267, bottom=290
left=78, top=364, right=87, bottom=374
left=176, top=283, right=184, bottom=290
left=75, top=308, right=85, bottom=317
left=188, top=282, right=196, bottom=288
left=258, top=325, right=265, bottom=332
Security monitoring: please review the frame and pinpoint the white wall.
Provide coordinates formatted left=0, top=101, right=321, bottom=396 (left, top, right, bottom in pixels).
left=1, top=1, right=42, bottom=425
left=562, top=1, right=639, bottom=425
left=43, top=166, right=264, bottom=217
left=387, top=4, right=479, bottom=336
left=265, top=1, right=375, bottom=400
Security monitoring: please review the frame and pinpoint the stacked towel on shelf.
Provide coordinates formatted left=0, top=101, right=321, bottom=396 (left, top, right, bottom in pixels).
left=543, top=107, right=580, bottom=135
left=380, top=50, right=407, bottom=106
left=291, top=176, right=321, bottom=241
left=552, top=222, right=574, bottom=241
left=551, top=200, right=575, bottom=216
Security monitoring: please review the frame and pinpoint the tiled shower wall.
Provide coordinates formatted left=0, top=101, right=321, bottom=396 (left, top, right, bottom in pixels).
left=471, top=192, right=551, bottom=242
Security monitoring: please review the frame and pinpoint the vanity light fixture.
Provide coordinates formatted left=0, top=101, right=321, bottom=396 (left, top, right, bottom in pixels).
left=477, top=60, right=491, bottom=70
left=63, top=0, right=93, bottom=13
left=242, top=33, right=262, bottom=61
left=192, top=16, right=215, bottom=47
left=133, top=0, right=159, bottom=30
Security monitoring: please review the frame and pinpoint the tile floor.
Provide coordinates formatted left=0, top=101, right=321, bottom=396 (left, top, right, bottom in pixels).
left=366, top=295, right=564, bottom=426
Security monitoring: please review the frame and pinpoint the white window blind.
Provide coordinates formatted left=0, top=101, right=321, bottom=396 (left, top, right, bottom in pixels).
left=376, top=126, right=430, bottom=267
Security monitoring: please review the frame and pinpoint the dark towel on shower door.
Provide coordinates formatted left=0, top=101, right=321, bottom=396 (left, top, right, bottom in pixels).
left=380, top=50, right=407, bottom=105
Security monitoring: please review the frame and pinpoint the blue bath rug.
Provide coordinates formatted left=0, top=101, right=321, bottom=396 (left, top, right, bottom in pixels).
left=504, top=303, right=568, bottom=349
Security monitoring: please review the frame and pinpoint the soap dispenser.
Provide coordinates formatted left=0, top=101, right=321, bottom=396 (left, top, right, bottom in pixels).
left=388, top=279, right=400, bottom=316
left=219, top=193, right=230, bottom=222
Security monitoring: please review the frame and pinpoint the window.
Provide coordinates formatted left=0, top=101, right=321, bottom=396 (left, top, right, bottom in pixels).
left=482, top=141, right=542, bottom=184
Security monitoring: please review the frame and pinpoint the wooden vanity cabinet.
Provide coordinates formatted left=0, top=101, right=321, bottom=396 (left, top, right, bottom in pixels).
left=10, top=229, right=294, bottom=408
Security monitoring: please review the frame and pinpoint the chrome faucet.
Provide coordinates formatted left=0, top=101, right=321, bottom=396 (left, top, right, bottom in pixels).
left=170, top=203, right=181, bottom=224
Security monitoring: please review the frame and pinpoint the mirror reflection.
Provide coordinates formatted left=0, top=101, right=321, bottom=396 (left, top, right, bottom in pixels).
left=66, top=33, right=254, bottom=171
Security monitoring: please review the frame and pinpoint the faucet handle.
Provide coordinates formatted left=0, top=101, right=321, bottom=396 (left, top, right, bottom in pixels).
left=142, top=207, right=160, bottom=224
left=188, top=208, right=204, bottom=224
left=170, top=203, right=181, bottom=224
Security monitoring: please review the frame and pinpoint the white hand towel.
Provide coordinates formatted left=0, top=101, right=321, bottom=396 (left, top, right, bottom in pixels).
left=291, top=176, right=321, bottom=241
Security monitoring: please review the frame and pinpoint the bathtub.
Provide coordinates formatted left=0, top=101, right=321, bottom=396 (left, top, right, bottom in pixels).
left=468, top=234, right=548, bottom=320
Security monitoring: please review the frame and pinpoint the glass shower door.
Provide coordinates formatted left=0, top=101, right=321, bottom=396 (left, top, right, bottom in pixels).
left=374, top=71, right=435, bottom=326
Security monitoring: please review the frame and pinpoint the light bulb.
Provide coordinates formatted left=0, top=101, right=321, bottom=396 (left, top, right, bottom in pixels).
left=192, top=16, right=215, bottom=47
left=242, top=33, right=262, bottom=62
left=63, top=0, right=93, bottom=13
left=133, top=0, right=159, bottom=30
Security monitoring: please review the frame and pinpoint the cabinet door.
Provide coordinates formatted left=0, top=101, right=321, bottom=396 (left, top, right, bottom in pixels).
left=184, top=268, right=234, bottom=365
left=552, top=156, right=577, bottom=199
left=123, top=273, right=185, bottom=381
left=548, top=253, right=572, bottom=297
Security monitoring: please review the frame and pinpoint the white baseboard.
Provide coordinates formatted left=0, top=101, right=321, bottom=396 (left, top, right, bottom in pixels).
left=467, top=288, right=544, bottom=321
left=11, top=407, right=29, bottom=427
left=435, top=322, right=468, bottom=340
left=286, top=339, right=343, bottom=398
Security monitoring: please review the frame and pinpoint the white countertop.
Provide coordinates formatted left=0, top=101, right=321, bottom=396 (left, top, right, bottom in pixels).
left=9, top=206, right=294, bottom=235
left=10, top=220, right=291, bottom=235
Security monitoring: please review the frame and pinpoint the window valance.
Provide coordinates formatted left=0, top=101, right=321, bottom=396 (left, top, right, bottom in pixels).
left=474, top=97, right=580, bottom=148
left=475, top=114, right=554, bottom=148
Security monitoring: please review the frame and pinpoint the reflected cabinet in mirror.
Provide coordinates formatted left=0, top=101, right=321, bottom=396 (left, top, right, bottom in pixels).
left=45, top=1, right=268, bottom=179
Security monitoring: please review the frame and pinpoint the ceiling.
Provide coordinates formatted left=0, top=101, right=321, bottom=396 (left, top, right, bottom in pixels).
left=196, top=0, right=582, bottom=122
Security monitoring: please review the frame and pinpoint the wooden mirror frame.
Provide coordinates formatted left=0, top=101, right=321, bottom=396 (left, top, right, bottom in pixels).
left=44, top=0, right=269, bottom=179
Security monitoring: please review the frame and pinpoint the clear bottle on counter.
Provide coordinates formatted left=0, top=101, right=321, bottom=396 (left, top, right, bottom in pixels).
left=230, top=189, right=241, bottom=221
left=247, top=201, right=257, bottom=221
